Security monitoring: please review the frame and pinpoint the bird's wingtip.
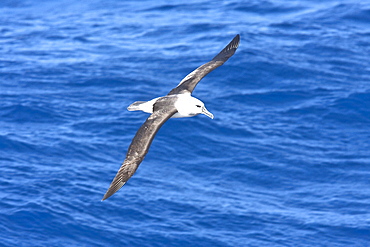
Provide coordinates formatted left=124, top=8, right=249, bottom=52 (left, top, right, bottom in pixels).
left=232, top=34, right=241, bottom=48
left=101, top=180, right=127, bottom=201
left=101, top=194, right=108, bottom=201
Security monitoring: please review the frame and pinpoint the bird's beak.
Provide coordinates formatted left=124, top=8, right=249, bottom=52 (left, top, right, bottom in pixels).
left=202, top=107, right=214, bottom=119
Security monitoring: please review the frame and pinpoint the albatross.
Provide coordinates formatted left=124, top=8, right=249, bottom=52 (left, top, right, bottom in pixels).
left=102, top=34, right=240, bottom=200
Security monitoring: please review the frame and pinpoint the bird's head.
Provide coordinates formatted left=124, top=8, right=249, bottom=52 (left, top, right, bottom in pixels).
left=175, top=95, right=214, bottom=119
left=191, top=98, right=214, bottom=119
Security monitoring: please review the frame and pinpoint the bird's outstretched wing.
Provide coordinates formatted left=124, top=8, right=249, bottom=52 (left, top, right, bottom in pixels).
left=102, top=97, right=177, bottom=200
left=168, top=34, right=240, bottom=95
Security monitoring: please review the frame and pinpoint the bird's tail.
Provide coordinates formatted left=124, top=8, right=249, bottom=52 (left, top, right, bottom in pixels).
left=127, top=101, right=146, bottom=111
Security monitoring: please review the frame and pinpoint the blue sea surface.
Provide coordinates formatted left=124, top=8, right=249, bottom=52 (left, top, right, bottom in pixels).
left=1, top=0, right=370, bottom=246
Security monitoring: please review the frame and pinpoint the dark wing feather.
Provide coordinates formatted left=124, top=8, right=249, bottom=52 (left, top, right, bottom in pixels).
left=168, top=34, right=240, bottom=95
left=102, top=97, right=177, bottom=200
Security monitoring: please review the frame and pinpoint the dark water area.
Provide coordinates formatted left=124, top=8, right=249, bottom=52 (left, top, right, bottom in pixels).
left=1, top=0, right=370, bottom=246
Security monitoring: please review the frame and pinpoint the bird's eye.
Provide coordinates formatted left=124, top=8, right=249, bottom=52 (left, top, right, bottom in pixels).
left=196, top=105, right=201, bottom=108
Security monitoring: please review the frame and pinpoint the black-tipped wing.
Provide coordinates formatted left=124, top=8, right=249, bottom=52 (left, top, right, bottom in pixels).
left=168, top=34, right=240, bottom=95
left=102, top=97, right=177, bottom=200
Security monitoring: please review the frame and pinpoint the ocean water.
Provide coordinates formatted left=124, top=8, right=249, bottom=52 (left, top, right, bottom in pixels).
left=1, top=0, right=370, bottom=246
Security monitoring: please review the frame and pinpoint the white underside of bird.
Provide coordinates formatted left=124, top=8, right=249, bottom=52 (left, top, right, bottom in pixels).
left=127, top=93, right=214, bottom=119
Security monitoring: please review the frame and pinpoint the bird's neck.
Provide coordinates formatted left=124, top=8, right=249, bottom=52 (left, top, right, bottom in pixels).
left=173, top=93, right=198, bottom=118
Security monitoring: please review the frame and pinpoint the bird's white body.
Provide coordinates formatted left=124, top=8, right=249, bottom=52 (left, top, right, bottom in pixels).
left=127, top=93, right=214, bottom=119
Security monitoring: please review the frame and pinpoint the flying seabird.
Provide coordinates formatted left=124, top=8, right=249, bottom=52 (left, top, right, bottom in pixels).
left=102, top=34, right=240, bottom=200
